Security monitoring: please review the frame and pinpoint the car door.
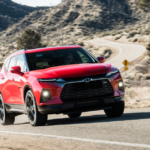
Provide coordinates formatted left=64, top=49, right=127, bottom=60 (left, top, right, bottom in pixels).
left=11, top=54, right=27, bottom=105
left=3, top=56, right=17, bottom=104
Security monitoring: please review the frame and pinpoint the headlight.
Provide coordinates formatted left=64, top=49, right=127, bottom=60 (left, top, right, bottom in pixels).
left=118, top=80, right=124, bottom=92
left=40, top=90, right=52, bottom=103
left=38, top=79, right=57, bottom=82
left=106, top=70, right=119, bottom=77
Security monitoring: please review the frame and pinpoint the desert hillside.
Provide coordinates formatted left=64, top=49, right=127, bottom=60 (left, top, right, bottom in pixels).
left=0, top=0, right=150, bottom=62
left=0, top=0, right=137, bottom=60
left=0, top=0, right=48, bottom=31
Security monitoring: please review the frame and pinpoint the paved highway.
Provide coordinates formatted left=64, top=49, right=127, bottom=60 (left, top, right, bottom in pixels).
left=0, top=109, right=150, bottom=149
left=0, top=39, right=149, bottom=150
left=88, top=38, right=146, bottom=69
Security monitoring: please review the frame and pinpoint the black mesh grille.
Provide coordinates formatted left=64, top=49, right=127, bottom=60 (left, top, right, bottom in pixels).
left=60, top=79, right=114, bottom=102
left=62, top=74, right=106, bottom=82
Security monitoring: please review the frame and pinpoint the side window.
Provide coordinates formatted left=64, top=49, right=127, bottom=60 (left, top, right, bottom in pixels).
left=16, top=55, right=26, bottom=72
left=5, top=59, right=10, bottom=72
left=8, top=56, right=17, bottom=72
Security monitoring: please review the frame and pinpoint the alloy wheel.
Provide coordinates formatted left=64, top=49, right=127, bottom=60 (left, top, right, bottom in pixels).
left=26, top=94, right=36, bottom=124
left=0, top=96, right=5, bottom=123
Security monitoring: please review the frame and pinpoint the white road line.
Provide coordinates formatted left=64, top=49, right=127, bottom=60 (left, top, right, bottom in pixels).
left=0, top=131, right=150, bottom=149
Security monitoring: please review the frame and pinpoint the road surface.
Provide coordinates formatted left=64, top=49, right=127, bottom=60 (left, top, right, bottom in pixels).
left=88, top=39, right=146, bottom=69
left=0, top=109, right=150, bottom=150
left=0, top=39, right=149, bottom=150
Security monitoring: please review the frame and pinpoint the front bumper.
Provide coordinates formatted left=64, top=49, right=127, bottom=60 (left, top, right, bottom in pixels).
left=37, top=96, right=124, bottom=114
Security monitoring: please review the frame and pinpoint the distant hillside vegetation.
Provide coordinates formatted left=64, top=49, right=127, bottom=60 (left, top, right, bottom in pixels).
left=0, top=0, right=48, bottom=31
left=0, top=0, right=148, bottom=62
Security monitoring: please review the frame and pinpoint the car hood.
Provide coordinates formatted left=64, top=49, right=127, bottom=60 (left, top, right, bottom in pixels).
left=29, top=63, right=117, bottom=79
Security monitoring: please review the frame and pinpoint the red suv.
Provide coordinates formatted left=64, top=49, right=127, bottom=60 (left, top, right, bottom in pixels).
left=0, top=45, right=125, bottom=126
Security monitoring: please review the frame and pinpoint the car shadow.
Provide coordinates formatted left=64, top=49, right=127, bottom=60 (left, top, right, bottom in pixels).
left=46, top=112, right=150, bottom=126
left=14, top=122, right=29, bottom=125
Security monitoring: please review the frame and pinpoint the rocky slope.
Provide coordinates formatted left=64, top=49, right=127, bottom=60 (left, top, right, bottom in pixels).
left=0, top=0, right=135, bottom=60
left=0, top=0, right=149, bottom=61
left=0, top=0, right=48, bottom=31
left=100, top=0, right=150, bottom=44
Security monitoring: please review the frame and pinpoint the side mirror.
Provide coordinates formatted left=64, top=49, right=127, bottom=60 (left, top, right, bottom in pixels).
left=10, top=66, right=24, bottom=76
left=97, top=57, right=105, bottom=63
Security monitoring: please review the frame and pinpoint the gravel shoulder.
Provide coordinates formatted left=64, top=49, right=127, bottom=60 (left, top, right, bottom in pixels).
left=0, top=133, right=149, bottom=150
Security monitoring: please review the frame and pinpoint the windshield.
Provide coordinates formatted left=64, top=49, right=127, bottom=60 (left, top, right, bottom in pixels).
left=26, top=48, right=98, bottom=71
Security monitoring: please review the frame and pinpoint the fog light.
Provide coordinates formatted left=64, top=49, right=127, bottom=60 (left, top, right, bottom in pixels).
left=118, top=80, right=124, bottom=92
left=119, top=82, right=123, bottom=87
left=41, top=90, right=51, bottom=103
left=43, top=91, right=49, bottom=97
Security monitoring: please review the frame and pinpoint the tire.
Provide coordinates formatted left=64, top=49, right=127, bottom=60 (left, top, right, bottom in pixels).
left=68, top=112, right=82, bottom=118
left=104, top=102, right=125, bottom=118
left=0, top=94, right=15, bottom=125
left=25, top=90, right=47, bottom=126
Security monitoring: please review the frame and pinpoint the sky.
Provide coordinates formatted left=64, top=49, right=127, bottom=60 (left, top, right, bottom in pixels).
left=12, top=0, right=62, bottom=7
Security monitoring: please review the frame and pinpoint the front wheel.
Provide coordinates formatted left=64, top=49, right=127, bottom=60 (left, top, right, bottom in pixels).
left=68, top=112, right=82, bottom=118
left=25, top=90, right=47, bottom=126
left=104, top=102, right=125, bottom=118
left=0, top=94, right=15, bottom=125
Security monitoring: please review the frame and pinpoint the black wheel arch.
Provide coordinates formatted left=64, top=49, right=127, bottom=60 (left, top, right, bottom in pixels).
left=23, top=85, right=32, bottom=102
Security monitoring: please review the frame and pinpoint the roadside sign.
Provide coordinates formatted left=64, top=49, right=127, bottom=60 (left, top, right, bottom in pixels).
left=124, top=66, right=128, bottom=70
left=123, top=59, right=129, bottom=71
left=123, top=59, right=130, bottom=66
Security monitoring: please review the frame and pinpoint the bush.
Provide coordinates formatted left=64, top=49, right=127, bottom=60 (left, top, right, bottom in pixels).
left=111, top=30, right=117, bottom=36
left=100, top=32, right=110, bottom=37
left=133, top=38, right=138, bottom=42
left=77, top=42, right=84, bottom=46
left=143, top=74, right=150, bottom=80
left=42, top=43, right=48, bottom=47
left=83, top=32, right=90, bottom=36
left=143, top=29, right=150, bottom=35
left=127, top=31, right=137, bottom=38
left=134, top=64, right=147, bottom=74
left=17, top=29, right=42, bottom=50
left=115, top=35, right=121, bottom=40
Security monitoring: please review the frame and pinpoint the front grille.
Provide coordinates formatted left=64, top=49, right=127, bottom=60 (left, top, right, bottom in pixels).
left=62, top=74, right=106, bottom=82
left=60, top=79, right=114, bottom=102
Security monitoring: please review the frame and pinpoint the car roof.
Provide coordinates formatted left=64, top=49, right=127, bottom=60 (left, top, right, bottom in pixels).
left=9, top=45, right=81, bottom=57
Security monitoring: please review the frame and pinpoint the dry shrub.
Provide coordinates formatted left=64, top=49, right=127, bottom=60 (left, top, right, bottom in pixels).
left=133, top=38, right=138, bottom=42
left=138, top=38, right=146, bottom=43
left=77, top=41, right=84, bottom=46
left=143, top=74, right=150, bottom=80
left=134, top=64, right=148, bottom=74
left=125, top=87, right=150, bottom=108
left=127, top=31, right=137, bottom=38
left=130, top=80, right=150, bottom=87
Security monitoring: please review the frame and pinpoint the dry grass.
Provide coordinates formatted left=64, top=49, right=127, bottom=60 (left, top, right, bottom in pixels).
left=125, top=87, right=150, bottom=108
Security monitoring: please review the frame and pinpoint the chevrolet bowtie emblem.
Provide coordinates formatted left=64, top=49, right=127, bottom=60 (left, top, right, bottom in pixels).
left=84, top=78, right=91, bottom=83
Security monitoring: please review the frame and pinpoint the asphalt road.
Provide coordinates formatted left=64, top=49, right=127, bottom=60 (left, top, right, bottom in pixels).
left=88, top=39, right=146, bottom=69
left=0, top=108, right=150, bottom=149
left=0, top=39, right=149, bottom=149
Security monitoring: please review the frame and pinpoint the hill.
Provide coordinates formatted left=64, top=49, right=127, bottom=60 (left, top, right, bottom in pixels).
left=0, top=0, right=148, bottom=61
left=0, top=0, right=48, bottom=31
